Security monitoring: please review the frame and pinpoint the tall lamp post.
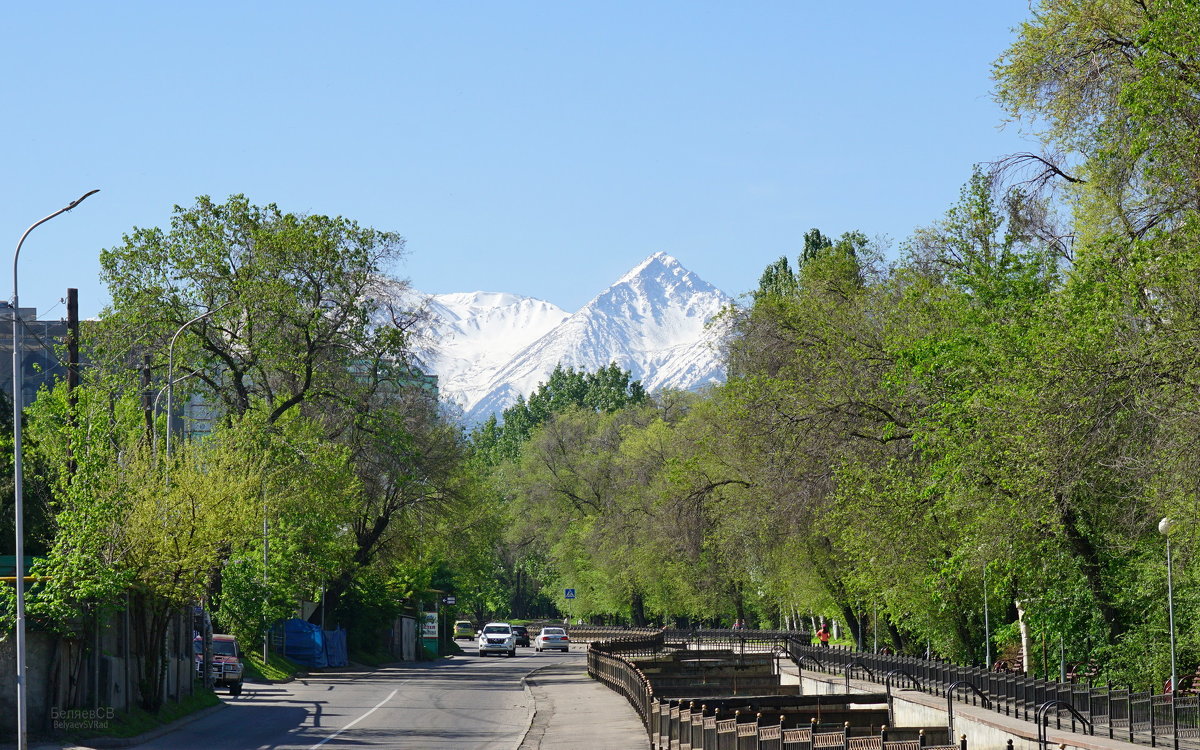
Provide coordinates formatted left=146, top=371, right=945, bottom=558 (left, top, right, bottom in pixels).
left=1159, top=517, right=1178, bottom=694
left=160, top=301, right=229, bottom=690
left=984, top=564, right=991, bottom=670
left=163, top=302, right=229, bottom=481
left=12, top=189, right=98, bottom=750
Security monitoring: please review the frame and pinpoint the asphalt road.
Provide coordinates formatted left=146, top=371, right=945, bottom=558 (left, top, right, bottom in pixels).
left=128, top=646, right=577, bottom=750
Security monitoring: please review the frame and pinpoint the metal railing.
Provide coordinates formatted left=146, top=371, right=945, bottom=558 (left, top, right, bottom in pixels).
left=786, top=640, right=1200, bottom=750
left=568, top=624, right=663, bottom=644
left=587, top=628, right=664, bottom=738
left=589, top=629, right=1200, bottom=750
left=645, top=698, right=961, bottom=750
left=587, top=629, right=964, bottom=750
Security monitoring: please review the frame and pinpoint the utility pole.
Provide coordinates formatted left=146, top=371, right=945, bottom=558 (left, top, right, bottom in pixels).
left=66, top=289, right=79, bottom=479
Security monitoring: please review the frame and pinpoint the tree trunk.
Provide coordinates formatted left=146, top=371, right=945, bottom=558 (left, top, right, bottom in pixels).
left=1016, top=599, right=1030, bottom=674
left=630, top=590, right=647, bottom=627
left=310, top=518, right=390, bottom=625
left=886, top=621, right=908, bottom=654
left=838, top=604, right=864, bottom=649
left=1061, top=502, right=1124, bottom=642
left=131, top=592, right=170, bottom=713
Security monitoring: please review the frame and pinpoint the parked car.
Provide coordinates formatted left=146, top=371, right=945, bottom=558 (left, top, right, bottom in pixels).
left=534, top=627, right=570, bottom=653
left=477, top=622, right=517, bottom=657
left=453, top=620, right=475, bottom=641
left=194, top=634, right=244, bottom=695
left=512, top=625, right=530, bottom=647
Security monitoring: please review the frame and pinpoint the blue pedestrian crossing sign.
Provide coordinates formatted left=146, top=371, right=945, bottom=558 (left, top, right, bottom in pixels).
left=564, top=588, right=576, bottom=599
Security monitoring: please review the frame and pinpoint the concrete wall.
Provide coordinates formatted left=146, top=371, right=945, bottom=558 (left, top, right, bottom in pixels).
left=0, top=604, right=194, bottom=738
left=0, top=630, right=56, bottom=735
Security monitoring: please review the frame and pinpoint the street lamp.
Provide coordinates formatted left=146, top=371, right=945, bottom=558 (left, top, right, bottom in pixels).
left=157, top=303, right=228, bottom=691
left=984, top=564, right=991, bottom=670
left=1159, top=517, right=1177, bottom=694
left=163, top=301, right=229, bottom=482
left=11, top=189, right=98, bottom=750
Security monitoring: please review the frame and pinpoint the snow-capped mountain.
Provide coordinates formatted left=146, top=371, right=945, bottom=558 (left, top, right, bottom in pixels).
left=419, top=292, right=571, bottom=408
left=417, top=252, right=731, bottom=423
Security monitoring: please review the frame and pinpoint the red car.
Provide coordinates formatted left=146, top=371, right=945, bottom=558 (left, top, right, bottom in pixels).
left=194, top=634, right=244, bottom=695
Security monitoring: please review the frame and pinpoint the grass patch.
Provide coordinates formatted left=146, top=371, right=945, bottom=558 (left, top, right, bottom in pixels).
left=70, top=689, right=221, bottom=740
left=243, top=651, right=303, bottom=682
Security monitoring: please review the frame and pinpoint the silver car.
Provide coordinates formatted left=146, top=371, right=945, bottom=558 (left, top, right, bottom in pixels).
left=477, top=622, right=517, bottom=657
left=534, top=627, right=570, bottom=653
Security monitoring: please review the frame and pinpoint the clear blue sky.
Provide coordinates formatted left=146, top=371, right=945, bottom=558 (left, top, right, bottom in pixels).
left=3, top=2, right=1037, bottom=320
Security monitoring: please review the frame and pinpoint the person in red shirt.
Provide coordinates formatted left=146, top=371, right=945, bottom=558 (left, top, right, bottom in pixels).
left=817, top=624, right=831, bottom=647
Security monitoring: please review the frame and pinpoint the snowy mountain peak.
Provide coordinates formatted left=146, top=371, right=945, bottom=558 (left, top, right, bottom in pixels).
left=617, top=251, right=679, bottom=283
left=436, top=291, right=534, bottom=313
left=416, top=255, right=731, bottom=424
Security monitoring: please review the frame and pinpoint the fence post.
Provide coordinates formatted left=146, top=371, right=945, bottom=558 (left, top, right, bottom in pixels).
left=1151, top=692, right=1157, bottom=748
left=960, top=734, right=967, bottom=750
left=1172, top=690, right=1179, bottom=750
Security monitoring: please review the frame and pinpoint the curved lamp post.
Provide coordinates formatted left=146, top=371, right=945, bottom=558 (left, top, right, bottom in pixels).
left=12, top=189, right=98, bottom=750
left=158, top=301, right=230, bottom=690
left=163, top=301, right=229, bottom=483
left=1159, top=517, right=1177, bottom=694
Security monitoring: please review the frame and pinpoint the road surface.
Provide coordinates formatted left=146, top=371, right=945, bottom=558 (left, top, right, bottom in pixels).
left=130, top=647, right=572, bottom=750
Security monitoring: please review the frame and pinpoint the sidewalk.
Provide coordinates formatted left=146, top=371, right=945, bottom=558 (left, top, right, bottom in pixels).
left=519, top=659, right=651, bottom=750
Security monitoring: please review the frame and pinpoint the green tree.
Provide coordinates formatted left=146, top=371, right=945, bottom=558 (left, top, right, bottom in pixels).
left=211, top=414, right=359, bottom=651
left=18, top=377, right=269, bottom=711
left=96, top=194, right=421, bottom=425
left=753, top=256, right=797, bottom=301
left=309, top=384, right=470, bottom=625
left=472, top=363, right=647, bottom=463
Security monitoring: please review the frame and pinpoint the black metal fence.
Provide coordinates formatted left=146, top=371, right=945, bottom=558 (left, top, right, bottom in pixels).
left=587, top=629, right=664, bottom=736
left=568, top=624, right=663, bottom=644
left=587, top=629, right=973, bottom=750
left=646, top=700, right=963, bottom=750
left=588, top=629, right=1200, bottom=750
left=786, top=640, right=1200, bottom=750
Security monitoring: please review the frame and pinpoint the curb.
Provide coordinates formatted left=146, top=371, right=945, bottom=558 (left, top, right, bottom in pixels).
left=62, top=702, right=227, bottom=749
left=514, top=664, right=557, bottom=750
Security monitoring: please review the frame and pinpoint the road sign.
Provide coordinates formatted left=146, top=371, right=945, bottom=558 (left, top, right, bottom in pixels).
left=443, top=595, right=456, bottom=605
left=564, top=588, right=576, bottom=599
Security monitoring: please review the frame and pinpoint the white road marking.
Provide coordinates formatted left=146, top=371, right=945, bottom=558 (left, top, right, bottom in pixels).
left=309, top=688, right=398, bottom=749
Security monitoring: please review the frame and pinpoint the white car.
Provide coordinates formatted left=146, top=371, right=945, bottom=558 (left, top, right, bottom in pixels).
left=535, top=627, right=570, bottom=652
left=477, top=622, right=517, bottom=657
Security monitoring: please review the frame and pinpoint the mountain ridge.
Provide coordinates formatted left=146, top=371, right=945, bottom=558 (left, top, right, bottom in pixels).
left=415, top=252, right=730, bottom=423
